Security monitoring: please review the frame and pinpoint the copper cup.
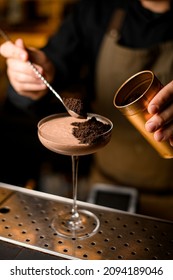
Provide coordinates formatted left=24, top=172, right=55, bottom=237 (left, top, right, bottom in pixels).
left=113, top=70, right=173, bottom=158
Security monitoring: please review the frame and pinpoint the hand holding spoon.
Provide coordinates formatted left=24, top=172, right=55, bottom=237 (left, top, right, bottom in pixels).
left=0, top=28, right=85, bottom=118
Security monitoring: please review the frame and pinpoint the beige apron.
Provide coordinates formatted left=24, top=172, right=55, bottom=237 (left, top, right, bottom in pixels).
left=90, top=10, right=173, bottom=219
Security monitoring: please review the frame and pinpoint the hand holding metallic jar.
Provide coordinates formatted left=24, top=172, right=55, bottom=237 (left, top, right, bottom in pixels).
left=114, top=71, right=173, bottom=158
left=145, top=80, right=173, bottom=147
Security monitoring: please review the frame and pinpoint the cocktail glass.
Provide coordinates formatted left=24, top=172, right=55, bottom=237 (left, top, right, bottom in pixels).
left=38, top=113, right=113, bottom=239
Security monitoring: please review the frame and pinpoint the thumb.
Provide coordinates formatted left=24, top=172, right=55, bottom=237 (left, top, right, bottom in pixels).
left=15, top=38, right=25, bottom=49
left=14, top=38, right=28, bottom=61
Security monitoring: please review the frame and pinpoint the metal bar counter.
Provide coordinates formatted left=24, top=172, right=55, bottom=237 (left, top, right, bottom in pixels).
left=0, top=182, right=172, bottom=260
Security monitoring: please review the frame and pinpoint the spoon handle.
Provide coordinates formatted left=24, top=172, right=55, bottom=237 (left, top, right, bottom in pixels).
left=27, top=61, right=63, bottom=103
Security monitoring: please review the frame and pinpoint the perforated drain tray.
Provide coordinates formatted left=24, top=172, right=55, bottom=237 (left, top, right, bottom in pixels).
left=0, top=182, right=173, bottom=260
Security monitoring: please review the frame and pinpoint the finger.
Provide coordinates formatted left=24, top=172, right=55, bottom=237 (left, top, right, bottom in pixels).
left=148, top=81, right=173, bottom=114
left=7, top=69, right=47, bottom=93
left=7, top=58, right=44, bottom=80
left=8, top=69, right=47, bottom=87
left=153, top=122, right=173, bottom=142
left=15, top=38, right=25, bottom=49
left=8, top=70, right=47, bottom=94
left=0, top=40, right=28, bottom=61
left=15, top=39, right=37, bottom=63
left=145, top=102, right=173, bottom=133
left=14, top=80, right=47, bottom=92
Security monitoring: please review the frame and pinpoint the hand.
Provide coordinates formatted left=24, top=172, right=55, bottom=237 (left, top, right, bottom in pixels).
left=0, top=38, right=55, bottom=100
left=145, top=81, right=173, bottom=146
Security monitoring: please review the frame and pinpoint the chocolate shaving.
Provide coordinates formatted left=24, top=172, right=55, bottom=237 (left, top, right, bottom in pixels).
left=72, top=117, right=111, bottom=145
left=62, top=97, right=87, bottom=118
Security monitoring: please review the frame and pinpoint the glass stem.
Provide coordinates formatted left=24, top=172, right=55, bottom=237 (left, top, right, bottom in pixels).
left=71, top=155, right=80, bottom=222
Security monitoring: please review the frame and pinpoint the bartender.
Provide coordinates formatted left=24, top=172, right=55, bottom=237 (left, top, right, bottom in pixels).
left=0, top=0, right=173, bottom=220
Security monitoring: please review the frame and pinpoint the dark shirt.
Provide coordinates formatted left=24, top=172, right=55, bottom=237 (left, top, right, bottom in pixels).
left=121, top=0, right=173, bottom=48
left=7, top=0, right=173, bottom=117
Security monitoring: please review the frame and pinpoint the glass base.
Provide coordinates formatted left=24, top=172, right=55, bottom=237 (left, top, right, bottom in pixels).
left=52, top=209, right=100, bottom=239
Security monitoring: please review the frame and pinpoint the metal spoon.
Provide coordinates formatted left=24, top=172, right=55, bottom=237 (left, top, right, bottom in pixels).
left=27, top=61, right=83, bottom=118
left=0, top=28, right=83, bottom=118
